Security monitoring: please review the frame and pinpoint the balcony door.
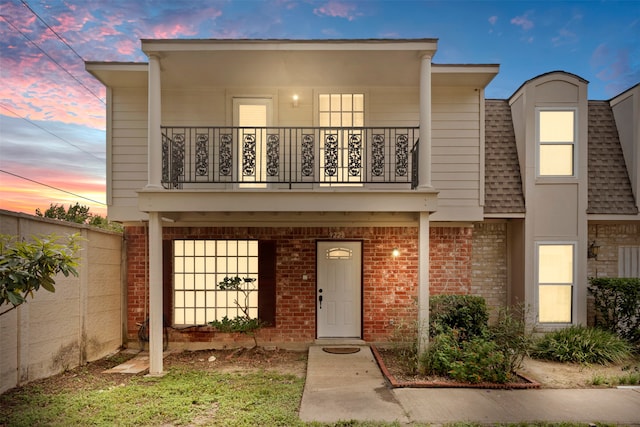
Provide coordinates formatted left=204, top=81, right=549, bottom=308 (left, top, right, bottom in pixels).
left=233, top=98, right=273, bottom=188
left=318, top=93, right=364, bottom=186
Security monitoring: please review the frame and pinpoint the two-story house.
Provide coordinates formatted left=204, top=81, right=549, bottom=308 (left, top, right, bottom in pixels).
left=87, top=38, right=640, bottom=375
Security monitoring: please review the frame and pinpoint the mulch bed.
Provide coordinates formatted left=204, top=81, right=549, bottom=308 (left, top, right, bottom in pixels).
left=371, top=345, right=540, bottom=389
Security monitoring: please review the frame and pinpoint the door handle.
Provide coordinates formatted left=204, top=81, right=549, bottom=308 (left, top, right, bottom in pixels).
left=318, top=295, right=323, bottom=309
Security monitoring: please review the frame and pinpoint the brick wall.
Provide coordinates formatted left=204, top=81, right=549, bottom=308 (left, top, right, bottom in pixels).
left=471, top=222, right=509, bottom=318
left=125, top=224, right=474, bottom=345
left=587, top=223, right=640, bottom=326
left=429, top=226, right=473, bottom=295
left=588, top=223, right=640, bottom=278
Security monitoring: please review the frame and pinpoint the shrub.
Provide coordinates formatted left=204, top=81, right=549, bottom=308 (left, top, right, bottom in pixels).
left=420, top=332, right=511, bottom=383
left=388, top=317, right=420, bottom=374
left=429, top=294, right=488, bottom=340
left=488, top=305, right=533, bottom=373
left=532, top=326, right=632, bottom=364
left=209, top=316, right=262, bottom=333
left=421, top=296, right=529, bottom=383
left=588, top=277, right=640, bottom=346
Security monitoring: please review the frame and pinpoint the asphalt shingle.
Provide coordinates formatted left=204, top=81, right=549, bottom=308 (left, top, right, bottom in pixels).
left=587, top=101, right=638, bottom=215
left=484, top=100, right=526, bottom=214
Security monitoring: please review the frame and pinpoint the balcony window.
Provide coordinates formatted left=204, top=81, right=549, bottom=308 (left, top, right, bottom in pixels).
left=537, top=109, right=576, bottom=177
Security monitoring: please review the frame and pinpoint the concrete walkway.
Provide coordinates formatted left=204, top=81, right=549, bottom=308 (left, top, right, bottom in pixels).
left=299, top=345, right=640, bottom=425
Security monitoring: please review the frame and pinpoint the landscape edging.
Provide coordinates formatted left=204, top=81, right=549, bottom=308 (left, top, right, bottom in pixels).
left=370, top=344, right=541, bottom=389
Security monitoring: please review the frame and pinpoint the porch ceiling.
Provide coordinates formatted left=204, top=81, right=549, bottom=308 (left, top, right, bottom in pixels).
left=143, top=39, right=438, bottom=88
left=87, top=40, right=498, bottom=89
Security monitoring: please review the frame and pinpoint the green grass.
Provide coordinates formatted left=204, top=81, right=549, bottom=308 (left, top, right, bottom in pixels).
left=1, top=368, right=304, bottom=427
left=0, top=352, right=629, bottom=427
left=591, top=371, right=640, bottom=387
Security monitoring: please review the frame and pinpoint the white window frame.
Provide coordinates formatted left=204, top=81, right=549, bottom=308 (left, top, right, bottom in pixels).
left=536, top=108, right=578, bottom=178
left=535, top=241, right=576, bottom=325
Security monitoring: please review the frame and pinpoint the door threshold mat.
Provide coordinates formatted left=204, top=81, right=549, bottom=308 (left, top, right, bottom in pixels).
left=322, top=347, right=361, bottom=354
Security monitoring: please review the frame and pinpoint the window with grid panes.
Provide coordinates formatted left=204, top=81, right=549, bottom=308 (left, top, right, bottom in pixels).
left=173, top=240, right=258, bottom=325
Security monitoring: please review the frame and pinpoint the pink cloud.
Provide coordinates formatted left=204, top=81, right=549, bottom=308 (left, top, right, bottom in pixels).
left=313, top=1, right=359, bottom=21
left=488, top=16, right=498, bottom=26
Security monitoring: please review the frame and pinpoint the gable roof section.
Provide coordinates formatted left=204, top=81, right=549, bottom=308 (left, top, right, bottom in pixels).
left=587, top=101, right=638, bottom=215
left=484, top=100, right=525, bottom=214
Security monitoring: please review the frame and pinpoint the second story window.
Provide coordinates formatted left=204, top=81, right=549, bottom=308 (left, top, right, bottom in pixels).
left=537, top=109, right=576, bottom=177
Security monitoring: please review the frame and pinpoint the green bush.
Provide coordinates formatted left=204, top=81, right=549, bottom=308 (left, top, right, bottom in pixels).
left=421, top=295, right=530, bottom=383
left=532, top=326, right=632, bottom=364
left=588, top=277, right=640, bottom=345
left=488, top=305, right=533, bottom=373
left=209, top=316, right=262, bottom=333
left=429, top=294, right=488, bottom=340
left=421, top=332, right=511, bottom=383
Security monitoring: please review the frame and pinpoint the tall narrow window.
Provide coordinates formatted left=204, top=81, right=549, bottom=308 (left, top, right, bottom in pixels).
left=537, top=243, right=574, bottom=323
left=537, top=109, right=576, bottom=177
left=173, top=240, right=258, bottom=325
left=318, top=93, right=364, bottom=185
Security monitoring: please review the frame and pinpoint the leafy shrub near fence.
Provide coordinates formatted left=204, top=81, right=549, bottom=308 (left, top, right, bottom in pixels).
left=588, top=277, right=640, bottom=345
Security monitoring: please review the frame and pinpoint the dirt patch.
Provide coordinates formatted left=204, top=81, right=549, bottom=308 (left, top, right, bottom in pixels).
left=164, top=347, right=308, bottom=378
left=4, top=347, right=307, bottom=397
left=519, top=357, right=640, bottom=388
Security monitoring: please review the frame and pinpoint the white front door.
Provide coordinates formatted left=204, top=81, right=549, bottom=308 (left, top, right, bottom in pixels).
left=316, top=241, right=362, bottom=338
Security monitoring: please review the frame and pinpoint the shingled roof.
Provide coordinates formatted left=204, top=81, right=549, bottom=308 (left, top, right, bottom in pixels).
left=587, top=101, right=638, bottom=215
left=483, top=99, right=638, bottom=216
left=484, top=100, right=525, bottom=214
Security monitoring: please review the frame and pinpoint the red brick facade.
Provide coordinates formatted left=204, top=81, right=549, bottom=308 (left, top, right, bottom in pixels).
left=125, top=225, right=472, bottom=345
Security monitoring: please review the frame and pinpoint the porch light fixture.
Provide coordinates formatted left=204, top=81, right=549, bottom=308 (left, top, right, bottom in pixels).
left=292, top=94, right=299, bottom=108
left=392, top=248, right=400, bottom=257
left=587, top=241, right=600, bottom=260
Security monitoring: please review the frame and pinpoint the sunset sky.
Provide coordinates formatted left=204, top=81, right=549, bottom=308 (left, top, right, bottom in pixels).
left=1, top=0, right=639, bottom=219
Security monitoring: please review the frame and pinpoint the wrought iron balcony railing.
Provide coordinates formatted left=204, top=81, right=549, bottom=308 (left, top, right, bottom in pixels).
left=161, top=127, right=419, bottom=189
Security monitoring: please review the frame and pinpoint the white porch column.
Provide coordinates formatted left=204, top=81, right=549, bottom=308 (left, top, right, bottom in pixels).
left=418, top=53, right=432, bottom=189
left=147, top=54, right=163, bottom=189
left=418, top=211, right=430, bottom=354
left=148, top=211, right=164, bottom=375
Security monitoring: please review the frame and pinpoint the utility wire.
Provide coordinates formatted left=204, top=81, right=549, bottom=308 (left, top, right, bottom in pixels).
left=0, top=15, right=105, bottom=106
left=0, top=104, right=105, bottom=161
left=0, top=169, right=106, bottom=206
left=19, top=0, right=86, bottom=63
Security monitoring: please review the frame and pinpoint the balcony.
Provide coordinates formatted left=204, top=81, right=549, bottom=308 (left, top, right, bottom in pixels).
left=161, top=127, right=419, bottom=190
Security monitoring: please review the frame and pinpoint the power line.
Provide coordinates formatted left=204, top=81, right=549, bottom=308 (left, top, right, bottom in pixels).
left=0, top=104, right=104, bottom=161
left=0, top=169, right=106, bottom=206
left=19, top=0, right=86, bottom=63
left=0, top=15, right=105, bottom=106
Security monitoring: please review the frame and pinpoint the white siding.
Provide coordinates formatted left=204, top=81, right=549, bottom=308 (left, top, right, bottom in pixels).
left=110, top=88, right=147, bottom=220
left=108, top=84, right=483, bottom=221
left=619, top=246, right=640, bottom=277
